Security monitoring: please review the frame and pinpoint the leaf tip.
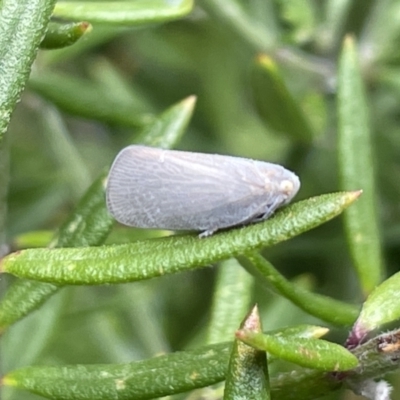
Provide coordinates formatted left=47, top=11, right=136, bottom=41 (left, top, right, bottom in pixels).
left=80, top=21, right=92, bottom=34
left=182, top=95, right=197, bottom=110
left=343, top=34, right=356, bottom=49
left=102, top=174, right=108, bottom=190
left=240, top=304, right=261, bottom=331
left=0, top=250, right=21, bottom=274
left=1, top=374, right=16, bottom=387
left=346, top=190, right=363, bottom=204
left=314, top=327, right=330, bottom=338
left=255, top=53, right=275, bottom=71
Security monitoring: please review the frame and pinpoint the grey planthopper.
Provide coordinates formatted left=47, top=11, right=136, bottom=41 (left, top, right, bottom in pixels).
left=106, top=145, right=300, bottom=237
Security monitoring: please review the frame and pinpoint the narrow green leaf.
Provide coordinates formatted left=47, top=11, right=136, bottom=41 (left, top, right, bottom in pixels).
left=1, top=191, right=361, bottom=285
left=0, top=96, right=196, bottom=331
left=207, top=259, right=254, bottom=344
left=42, top=26, right=123, bottom=65
left=252, top=54, right=314, bottom=143
left=29, top=72, right=153, bottom=128
left=90, top=58, right=155, bottom=115
left=0, top=281, right=60, bottom=335
left=53, top=0, right=194, bottom=26
left=137, top=95, right=197, bottom=148
left=0, top=0, right=57, bottom=139
left=236, top=330, right=358, bottom=371
left=337, top=35, right=384, bottom=295
left=40, top=21, right=92, bottom=50
left=2, top=342, right=231, bottom=399
left=240, top=252, right=359, bottom=326
left=248, top=324, right=330, bottom=364
left=224, top=305, right=270, bottom=399
left=1, top=288, right=67, bottom=370
left=50, top=171, right=113, bottom=248
left=356, top=271, right=400, bottom=332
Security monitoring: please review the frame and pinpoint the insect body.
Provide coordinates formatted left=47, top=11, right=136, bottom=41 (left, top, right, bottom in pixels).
left=106, top=145, right=300, bottom=237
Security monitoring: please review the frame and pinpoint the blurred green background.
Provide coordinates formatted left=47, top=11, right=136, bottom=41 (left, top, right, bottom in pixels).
left=2, top=0, right=400, bottom=398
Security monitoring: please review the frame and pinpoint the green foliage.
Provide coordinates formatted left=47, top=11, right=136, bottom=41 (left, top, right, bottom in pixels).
left=40, top=21, right=92, bottom=50
left=236, top=330, right=358, bottom=371
left=224, top=306, right=270, bottom=400
left=338, top=37, right=383, bottom=295
left=1, top=1, right=400, bottom=399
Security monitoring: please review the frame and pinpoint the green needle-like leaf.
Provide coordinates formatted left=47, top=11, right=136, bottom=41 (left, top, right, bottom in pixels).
left=236, top=330, right=358, bottom=371
left=240, top=252, right=359, bottom=326
left=137, top=96, right=196, bottom=148
left=224, top=305, right=270, bottom=399
left=241, top=324, right=330, bottom=365
left=337, top=35, right=384, bottom=295
left=207, top=259, right=254, bottom=345
left=0, top=0, right=57, bottom=139
left=50, top=171, right=113, bottom=249
left=0, top=280, right=61, bottom=335
left=29, top=72, right=154, bottom=129
left=53, top=0, right=194, bottom=26
left=2, top=342, right=231, bottom=399
left=40, top=21, right=92, bottom=50
left=356, top=271, right=400, bottom=332
left=1, top=191, right=360, bottom=285
left=252, top=54, right=314, bottom=143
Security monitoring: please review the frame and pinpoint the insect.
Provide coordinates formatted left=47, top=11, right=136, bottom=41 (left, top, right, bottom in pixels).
left=106, top=145, right=300, bottom=237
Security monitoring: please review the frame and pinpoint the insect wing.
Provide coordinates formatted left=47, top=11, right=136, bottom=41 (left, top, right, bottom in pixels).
left=106, top=146, right=281, bottom=230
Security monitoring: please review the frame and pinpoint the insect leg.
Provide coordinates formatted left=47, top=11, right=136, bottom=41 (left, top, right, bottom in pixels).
left=199, top=228, right=218, bottom=238
left=251, top=195, right=286, bottom=222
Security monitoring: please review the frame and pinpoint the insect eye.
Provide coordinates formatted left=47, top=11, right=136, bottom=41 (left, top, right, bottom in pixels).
left=279, top=179, right=294, bottom=195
